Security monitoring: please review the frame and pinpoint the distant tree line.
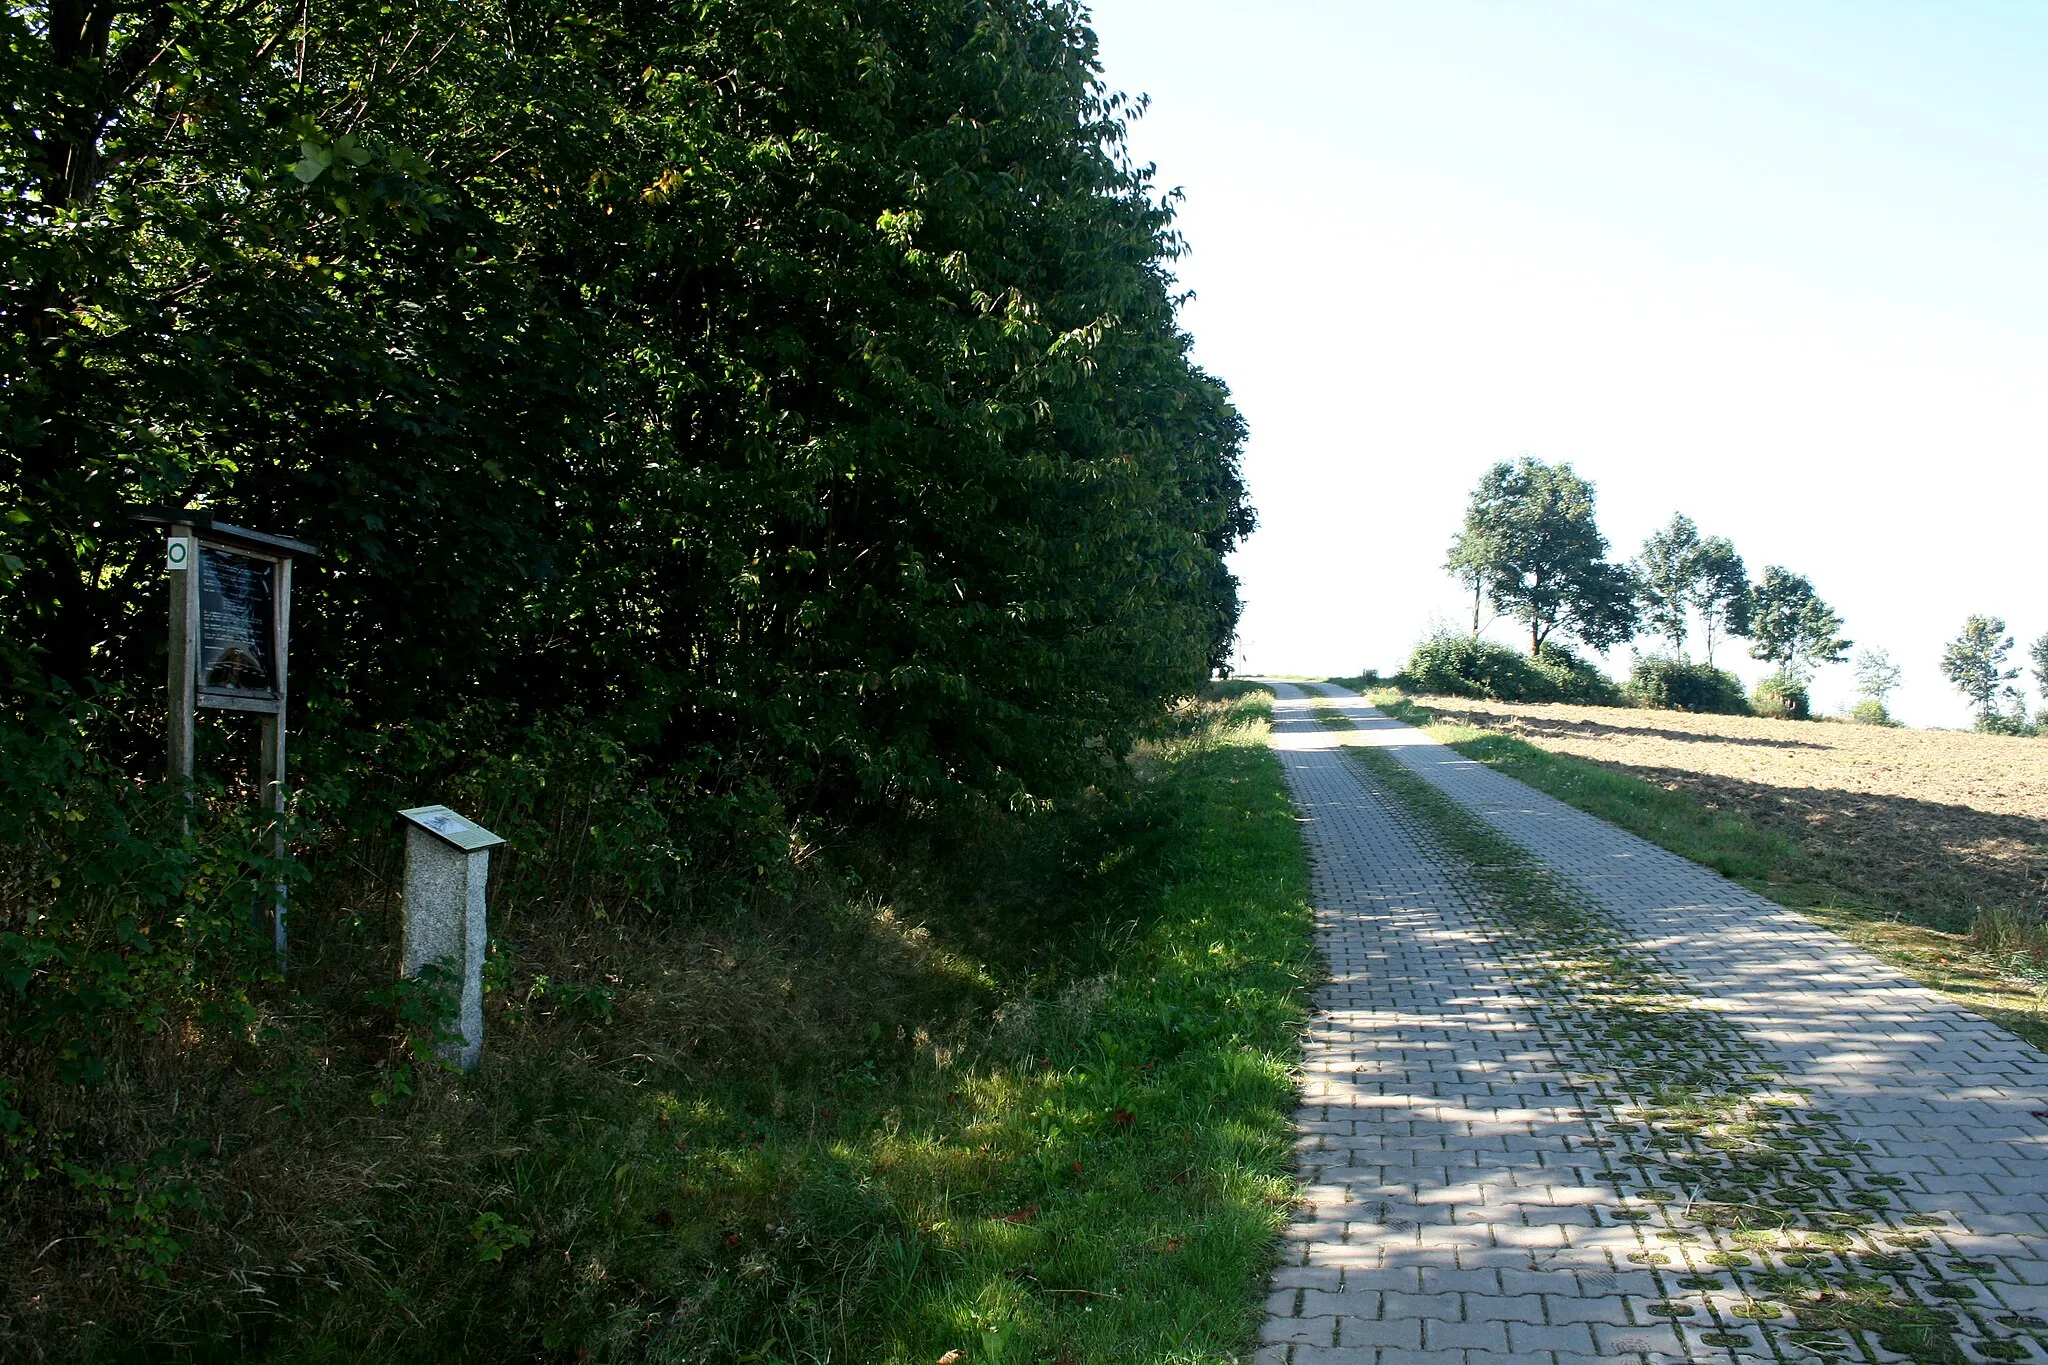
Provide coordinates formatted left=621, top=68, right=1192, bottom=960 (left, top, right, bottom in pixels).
left=1437, top=457, right=2041, bottom=732
left=1441, top=457, right=1848, bottom=718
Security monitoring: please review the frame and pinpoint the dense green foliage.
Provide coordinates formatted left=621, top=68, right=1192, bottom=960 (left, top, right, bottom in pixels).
left=1941, top=615, right=2021, bottom=727
left=1689, top=535, right=1751, bottom=668
left=1406, top=631, right=1620, bottom=705
left=1444, top=457, right=1638, bottom=655
left=5, top=0, right=1249, bottom=796
left=1633, top=514, right=1701, bottom=653
left=0, top=6, right=1252, bottom=1027
left=1747, top=566, right=1850, bottom=681
left=1632, top=513, right=1749, bottom=666
left=1625, top=654, right=1749, bottom=715
left=5, top=697, right=1315, bottom=1359
left=1, top=0, right=1254, bottom=1330
left=1750, top=672, right=1812, bottom=721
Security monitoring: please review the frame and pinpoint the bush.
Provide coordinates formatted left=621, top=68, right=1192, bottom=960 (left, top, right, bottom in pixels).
left=3, top=0, right=1251, bottom=839
left=1408, top=634, right=1546, bottom=701
left=1530, top=643, right=1627, bottom=705
left=1850, top=699, right=1898, bottom=726
left=1627, top=656, right=1750, bottom=715
left=1752, top=674, right=1811, bottom=720
left=1975, top=709, right=2039, bottom=738
left=1405, top=634, right=1621, bottom=705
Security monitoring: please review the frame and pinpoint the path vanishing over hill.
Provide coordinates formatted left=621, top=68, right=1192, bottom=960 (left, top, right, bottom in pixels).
left=1254, top=682, right=2048, bottom=1365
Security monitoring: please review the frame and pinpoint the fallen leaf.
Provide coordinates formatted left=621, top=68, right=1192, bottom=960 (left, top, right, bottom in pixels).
left=937, top=1353, right=964, bottom=1364
left=1113, top=1107, right=1134, bottom=1128
left=1000, top=1204, right=1040, bottom=1224
left=1160, top=1236, right=1185, bottom=1252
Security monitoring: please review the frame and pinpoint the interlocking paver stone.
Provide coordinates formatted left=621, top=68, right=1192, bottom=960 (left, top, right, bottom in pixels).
left=1253, top=681, right=2048, bottom=1362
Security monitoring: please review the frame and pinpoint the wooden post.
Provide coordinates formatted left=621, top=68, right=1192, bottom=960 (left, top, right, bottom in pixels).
left=166, top=522, right=198, bottom=827
left=260, top=556, right=292, bottom=965
left=135, top=508, right=318, bottom=970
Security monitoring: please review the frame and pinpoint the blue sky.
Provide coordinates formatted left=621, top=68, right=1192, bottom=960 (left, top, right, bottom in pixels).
left=1088, top=1, right=2048, bottom=726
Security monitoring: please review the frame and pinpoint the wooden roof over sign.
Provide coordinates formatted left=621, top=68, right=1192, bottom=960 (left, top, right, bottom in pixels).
left=129, top=507, right=321, bottom=559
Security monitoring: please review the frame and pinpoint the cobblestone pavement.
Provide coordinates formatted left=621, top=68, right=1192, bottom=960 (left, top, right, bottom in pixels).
left=1253, top=681, right=2048, bottom=1365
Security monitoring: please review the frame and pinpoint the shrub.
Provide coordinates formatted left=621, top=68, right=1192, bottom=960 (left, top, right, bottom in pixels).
left=1407, top=634, right=1548, bottom=701
left=1529, top=643, right=1625, bottom=705
left=3, top=0, right=1252, bottom=846
left=1406, top=634, right=1621, bottom=705
left=1627, top=656, right=1750, bottom=715
left=1850, top=698, right=1899, bottom=727
left=1975, top=708, right=2039, bottom=738
left=1752, top=674, right=1811, bottom=720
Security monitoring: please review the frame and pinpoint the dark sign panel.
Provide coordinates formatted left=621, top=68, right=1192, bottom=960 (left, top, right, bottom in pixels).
left=198, top=546, right=277, bottom=696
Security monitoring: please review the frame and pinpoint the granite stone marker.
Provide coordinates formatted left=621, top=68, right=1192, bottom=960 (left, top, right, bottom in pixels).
left=398, top=805, right=505, bottom=1072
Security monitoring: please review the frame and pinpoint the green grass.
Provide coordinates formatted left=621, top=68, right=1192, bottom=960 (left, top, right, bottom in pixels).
left=207, top=695, right=1314, bottom=1364
left=1352, top=685, right=2048, bottom=1053
left=1362, top=689, right=1802, bottom=888
left=806, top=696, right=1316, bottom=1363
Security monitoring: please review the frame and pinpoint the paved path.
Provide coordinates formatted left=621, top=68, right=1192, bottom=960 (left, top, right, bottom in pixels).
left=1255, top=682, right=2048, bottom=1365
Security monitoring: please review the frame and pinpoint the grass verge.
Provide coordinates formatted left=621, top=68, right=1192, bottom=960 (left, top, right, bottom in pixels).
left=1351, top=686, right=2048, bottom=1052
left=16, top=695, right=1313, bottom=1364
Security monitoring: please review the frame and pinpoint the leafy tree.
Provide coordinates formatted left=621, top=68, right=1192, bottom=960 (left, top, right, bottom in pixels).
left=1941, top=616, right=2019, bottom=723
left=2032, top=631, right=2048, bottom=706
left=1444, top=523, right=1500, bottom=636
left=1, top=0, right=1252, bottom=821
left=1634, top=514, right=1702, bottom=655
left=0, top=0, right=1260, bottom=1173
left=1691, top=536, right=1751, bottom=667
left=1632, top=515, right=1751, bottom=665
left=1747, top=567, right=1850, bottom=682
left=1850, top=646, right=1903, bottom=725
left=1448, top=458, right=1638, bottom=655
left=1853, top=647, right=1903, bottom=706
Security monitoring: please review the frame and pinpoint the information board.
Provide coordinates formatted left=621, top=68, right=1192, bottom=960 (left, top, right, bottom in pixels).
left=198, top=545, right=277, bottom=697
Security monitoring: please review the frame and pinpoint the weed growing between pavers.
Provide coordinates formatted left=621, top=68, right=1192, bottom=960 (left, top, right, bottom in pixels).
left=1310, top=699, right=2044, bottom=1365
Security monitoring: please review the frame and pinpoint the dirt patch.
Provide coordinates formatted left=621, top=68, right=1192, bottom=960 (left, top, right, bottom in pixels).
left=1412, top=696, right=2048, bottom=930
